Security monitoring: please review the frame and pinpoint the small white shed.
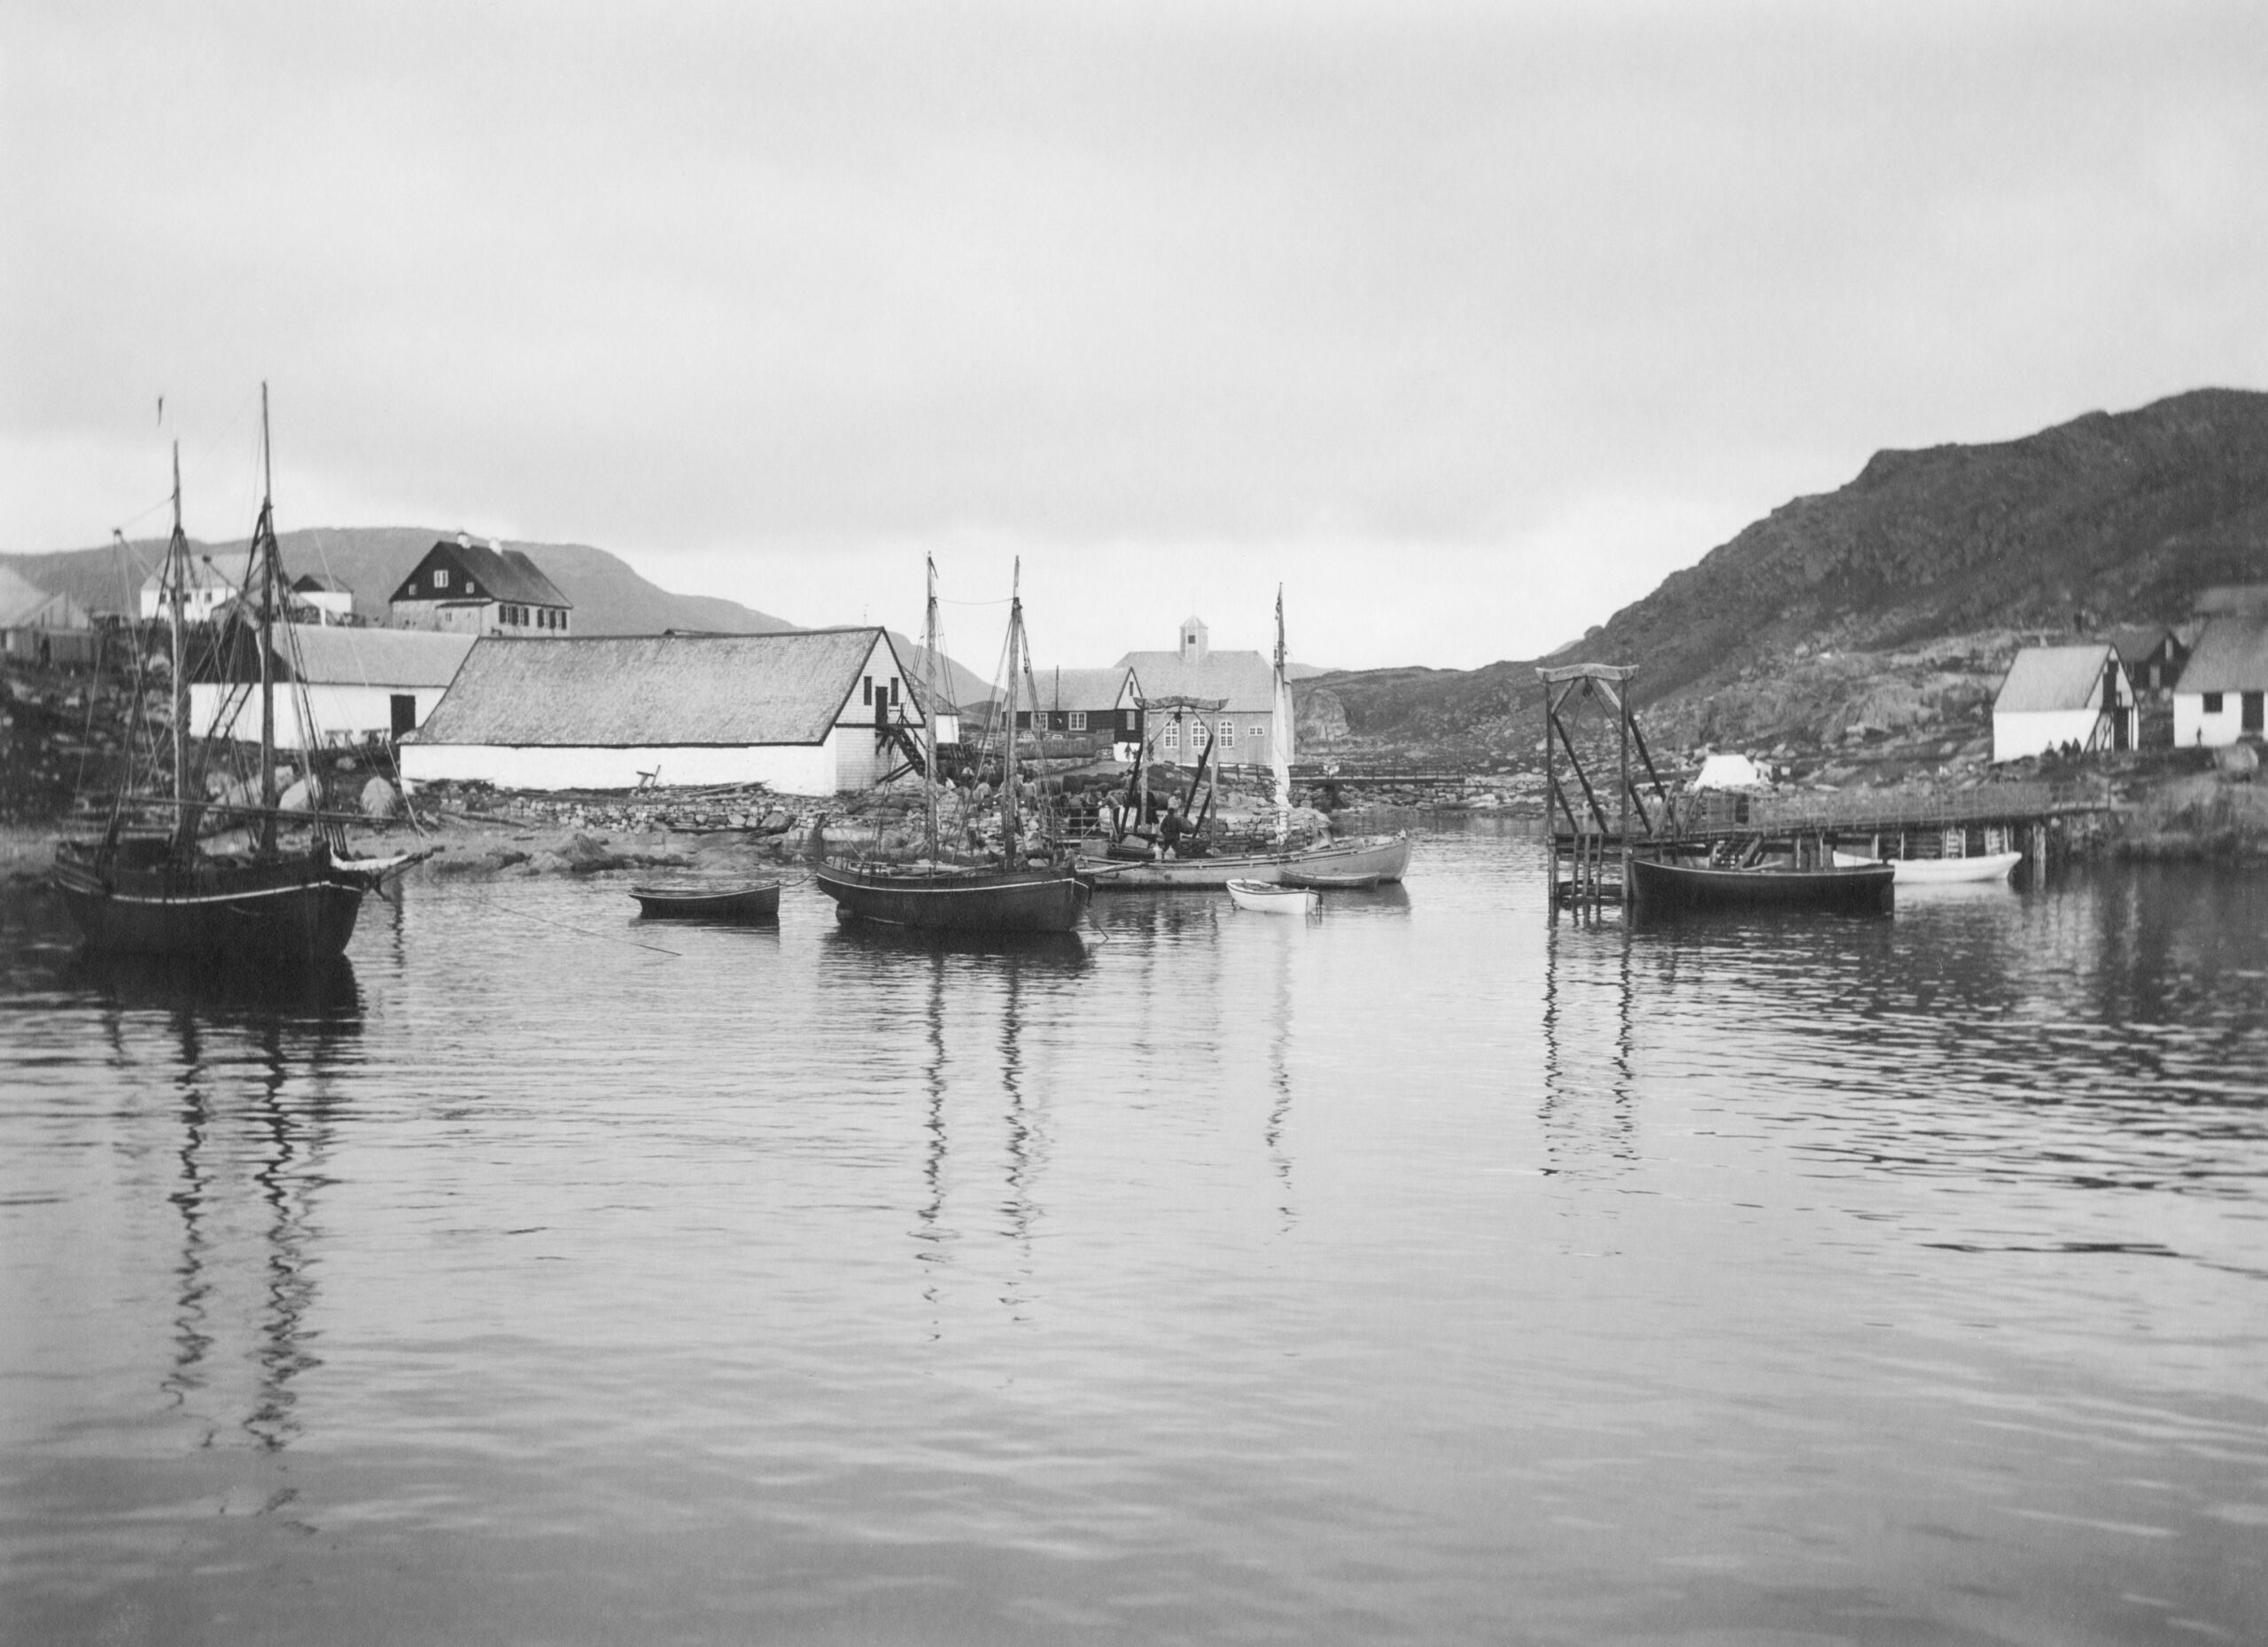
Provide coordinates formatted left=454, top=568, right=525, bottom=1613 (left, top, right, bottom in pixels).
left=1992, top=644, right=2133, bottom=762
left=2172, top=616, right=2268, bottom=747
left=190, top=625, right=477, bottom=750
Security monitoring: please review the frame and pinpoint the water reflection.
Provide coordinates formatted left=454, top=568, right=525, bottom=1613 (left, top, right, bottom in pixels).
left=1539, top=921, right=1636, bottom=1173
left=71, top=953, right=361, bottom=1455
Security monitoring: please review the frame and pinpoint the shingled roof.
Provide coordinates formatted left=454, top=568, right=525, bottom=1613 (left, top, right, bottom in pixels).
left=1995, top=643, right=2118, bottom=713
left=408, top=629, right=913, bottom=748
left=1114, top=649, right=1274, bottom=711
left=396, top=538, right=572, bottom=609
left=1029, top=665, right=1137, bottom=709
left=2179, top=615, right=2268, bottom=695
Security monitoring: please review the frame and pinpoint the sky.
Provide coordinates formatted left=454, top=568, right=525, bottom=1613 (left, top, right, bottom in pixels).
left=5, top=1, right=2265, bottom=672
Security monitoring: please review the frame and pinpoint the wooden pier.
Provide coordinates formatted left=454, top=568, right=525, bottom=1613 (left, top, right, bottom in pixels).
left=1540, top=663, right=2118, bottom=918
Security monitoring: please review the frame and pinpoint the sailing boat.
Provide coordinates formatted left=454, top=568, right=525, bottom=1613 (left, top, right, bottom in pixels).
left=51, top=388, right=384, bottom=964
left=1079, top=588, right=1410, bottom=890
left=814, top=559, right=1092, bottom=934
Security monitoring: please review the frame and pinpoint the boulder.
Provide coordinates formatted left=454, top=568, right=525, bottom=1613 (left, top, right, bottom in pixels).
left=360, top=776, right=403, bottom=819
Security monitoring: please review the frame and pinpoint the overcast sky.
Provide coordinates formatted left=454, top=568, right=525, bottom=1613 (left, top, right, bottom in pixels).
left=5, top=1, right=2264, bottom=671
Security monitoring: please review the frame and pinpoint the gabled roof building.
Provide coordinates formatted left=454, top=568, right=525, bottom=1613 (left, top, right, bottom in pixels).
left=2173, top=615, right=2268, bottom=747
left=1992, top=642, right=2134, bottom=762
left=1115, top=616, right=1283, bottom=767
left=399, top=628, right=930, bottom=795
left=0, top=567, right=96, bottom=666
left=189, top=625, right=478, bottom=749
left=390, top=533, right=573, bottom=636
left=1015, top=664, right=1143, bottom=758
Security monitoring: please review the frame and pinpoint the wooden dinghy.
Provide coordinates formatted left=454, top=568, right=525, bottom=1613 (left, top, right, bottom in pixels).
left=1629, top=855, right=1894, bottom=914
left=1226, top=878, right=1319, bottom=915
left=629, top=879, right=782, bottom=922
left=1279, top=867, right=1382, bottom=890
left=1831, top=848, right=2022, bottom=885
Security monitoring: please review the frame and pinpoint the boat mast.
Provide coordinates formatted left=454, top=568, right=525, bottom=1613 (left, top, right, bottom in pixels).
left=255, top=382, right=278, bottom=852
left=1003, top=558, right=1021, bottom=858
left=923, top=555, right=939, bottom=862
left=1271, top=584, right=1293, bottom=843
left=167, top=443, right=190, bottom=845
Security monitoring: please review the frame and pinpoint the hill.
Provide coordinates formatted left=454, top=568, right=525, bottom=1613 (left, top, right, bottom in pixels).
left=1302, top=387, right=2268, bottom=766
left=2, top=528, right=995, bottom=707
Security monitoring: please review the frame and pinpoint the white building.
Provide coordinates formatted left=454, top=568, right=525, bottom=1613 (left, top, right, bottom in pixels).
left=2172, top=615, right=2268, bottom=747
left=1991, top=643, right=2134, bottom=762
left=189, top=625, right=477, bottom=750
left=1115, top=616, right=1280, bottom=767
left=138, top=555, right=239, bottom=621
left=399, top=628, right=937, bottom=795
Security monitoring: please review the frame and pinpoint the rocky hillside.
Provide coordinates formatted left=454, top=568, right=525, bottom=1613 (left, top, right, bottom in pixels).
left=1303, top=388, right=2268, bottom=766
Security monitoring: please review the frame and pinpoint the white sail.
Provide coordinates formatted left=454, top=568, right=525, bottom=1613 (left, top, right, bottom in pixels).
left=1271, top=586, right=1293, bottom=842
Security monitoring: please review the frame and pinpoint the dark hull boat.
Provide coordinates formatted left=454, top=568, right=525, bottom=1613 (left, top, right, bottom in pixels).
left=51, top=839, right=369, bottom=962
left=1629, top=855, right=1895, bottom=914
left=629, top=880, right=782, bottom=921
left=50, top=394, right=380, bottom=968
left=816, top=862, right=1091, bottom=932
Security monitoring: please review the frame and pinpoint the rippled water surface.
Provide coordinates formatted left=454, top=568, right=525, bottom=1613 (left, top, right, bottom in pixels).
left=3, top=825, right=2264, bottom=1644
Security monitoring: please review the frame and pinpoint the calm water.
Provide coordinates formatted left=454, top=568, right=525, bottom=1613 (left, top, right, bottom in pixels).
left=2, top=825, right=2264, bottom=1645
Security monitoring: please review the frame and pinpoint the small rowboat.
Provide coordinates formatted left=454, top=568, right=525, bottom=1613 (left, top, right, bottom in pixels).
left=1831, top=848, right=2022, bottom=885
left=1227, top=878, right=1318, bottom=915
left=629, top=880, right=782, bottom=922
left=1279, top=868, right=1381, bottom=890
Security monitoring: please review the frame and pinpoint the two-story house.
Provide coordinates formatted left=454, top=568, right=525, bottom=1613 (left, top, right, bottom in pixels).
left=389, top=533, right=573, bottom=635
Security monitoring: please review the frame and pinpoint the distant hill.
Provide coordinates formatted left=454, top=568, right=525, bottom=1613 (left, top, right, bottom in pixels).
left=1, top=527, right=995, bottom=705
left=1306, top=387, right=2268, bottom=761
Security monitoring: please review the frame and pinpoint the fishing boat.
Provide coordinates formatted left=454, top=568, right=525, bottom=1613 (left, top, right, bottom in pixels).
left=1629, top=854, right=1895, bottom=914
left=1830, top=848, right=2022, bottom=885
left=1080, top=589, right=1410, bottom=891
left=1226, top=878, right=1317, bottom=915
left=51, top=392, right=392, bottom=965
left=628, top=879, right=782, bottom=921
left=815, top=559, right=1092, bottom=935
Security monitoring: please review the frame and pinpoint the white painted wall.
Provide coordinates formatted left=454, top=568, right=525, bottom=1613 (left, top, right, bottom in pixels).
left=190, top=682, right=453, bottom=750
left=399, top=740, right=839, bottom=794
left=1992, top=708, right=2104, bottom=762
left=2174, top=691, right=2264, bottom=748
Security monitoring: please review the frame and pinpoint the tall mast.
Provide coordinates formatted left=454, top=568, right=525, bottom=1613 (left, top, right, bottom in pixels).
left=1003, top=558, right=1021, bottom=857
left=922, top=555, right=939, bottom=861
left=167, top=444, right=190, bottom=842
left=1271, top=584, right=1294, bottom=843
left=255, top=382, right=277, bottom=851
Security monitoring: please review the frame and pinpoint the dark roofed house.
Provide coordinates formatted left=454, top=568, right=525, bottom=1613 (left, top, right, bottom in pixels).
left=2174, top=615, right=2268, bottom=747
left=390, top=532, right=573, bottom=637
left=2102, top=624, right=2189, bottom=694
left=1115, top=616, right=1281, bottom=767
left=399, top=628, right=932, bottom=795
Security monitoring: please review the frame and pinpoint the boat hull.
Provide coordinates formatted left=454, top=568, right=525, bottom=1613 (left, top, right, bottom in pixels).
left=51, top=846, right=368, bottom=963
left=815, top=862, right=1092, bottom=932
left=1831, top=849, right=2021, bottom=885
left=1630, top=856, right=1894, bottom=914
left=1082, top=832, right=1410, bottom=891
left=630, top=881, right=782, bottom=921
left=1226, top=879, right=1317, bottom=914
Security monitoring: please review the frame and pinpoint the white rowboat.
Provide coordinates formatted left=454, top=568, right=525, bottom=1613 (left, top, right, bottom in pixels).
left=1226, top=879, right=1318, bottom=915
left=1831, top=848, right=2022, bottom=885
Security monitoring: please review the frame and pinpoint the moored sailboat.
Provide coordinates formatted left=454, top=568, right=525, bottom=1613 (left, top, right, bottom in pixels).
left=50, top=390, right=387, bottom=965
left=814, top=559, right=1092, bottom=934
left=1080, top=588, right=1410, bottom=890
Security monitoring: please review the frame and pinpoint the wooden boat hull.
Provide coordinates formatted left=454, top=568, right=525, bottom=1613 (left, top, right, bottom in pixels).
left=1831, top=849, right=2021, bottom=885
left=815, top=862, right=1092, bottom=932
left=1278, top=869, right=1381, bottom=890
left=50, top=844, right=368, bottom=963
left=629, top=881, right=782, bottom=921
left=1083, top=832, right=1410, bottom=891
left=1630, top=855, right=1894, bottom=913
left=1227, top=879, right=1317, bottom=914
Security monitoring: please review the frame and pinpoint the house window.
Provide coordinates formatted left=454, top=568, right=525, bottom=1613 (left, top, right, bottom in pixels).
left=1163, top=720, right=1179, bottom=750
left=1068, top=711, right=1086, bottom=732
left=889, top=677, right=899, bottom=707
left=2248, top=692, right=2265, bottom=734
left=863, top=675, right=874, bottom=705
left=433, top=568, right=449, bottom=588
left=1251, top=724, right=1264, bottom=741
left=2204, top=692, right=2225, bottom=713
left=1219, top=719, right=1235, bottom=749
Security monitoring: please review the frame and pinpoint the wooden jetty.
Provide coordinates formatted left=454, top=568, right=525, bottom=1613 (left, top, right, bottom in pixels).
left=1539, top=663, right=2117, bottom=919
